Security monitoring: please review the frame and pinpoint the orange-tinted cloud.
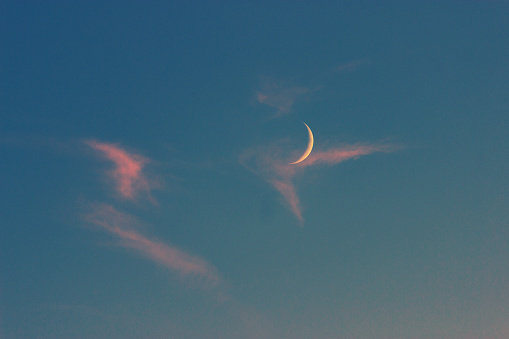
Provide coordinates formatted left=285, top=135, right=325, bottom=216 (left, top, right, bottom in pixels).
left=240, top=142, right=395, bottom=224
left=86, top=140, right=153, bottom=200
left=85, top=203, right=222, bottom=286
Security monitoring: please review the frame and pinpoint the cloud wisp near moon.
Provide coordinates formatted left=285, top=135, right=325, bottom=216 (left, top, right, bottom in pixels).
left=240, top=134, right=395, bottom=224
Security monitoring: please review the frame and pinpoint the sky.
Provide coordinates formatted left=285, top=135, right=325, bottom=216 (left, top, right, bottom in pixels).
left=1, top=1, right=509, bottom=338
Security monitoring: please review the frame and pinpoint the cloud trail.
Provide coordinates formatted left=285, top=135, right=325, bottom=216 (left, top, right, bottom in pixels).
left=271, top=179, right=302, bottom=222
left=86, top=140, right=153, bottom=200
left=300, top=144, right=392, bottom=167
left=240, top=142, right=395, bottom=224
left=85, top=203, right=222, bottom=285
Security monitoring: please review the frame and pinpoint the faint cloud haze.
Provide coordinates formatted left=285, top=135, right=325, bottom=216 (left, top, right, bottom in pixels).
left=256, top=60, right=368, bottom=118
left=256, top=76, right=310, bottom=117
left=241, top=142, right=395, bottom=224
left=334, top=59, right=370, bottom=73
left=85, top=203, right=223, bottom=287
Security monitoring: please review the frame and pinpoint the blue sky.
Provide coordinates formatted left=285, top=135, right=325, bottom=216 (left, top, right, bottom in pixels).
left=2, top=1, right=509, bottom=338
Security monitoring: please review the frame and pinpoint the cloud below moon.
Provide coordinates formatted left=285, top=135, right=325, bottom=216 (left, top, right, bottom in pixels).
left=240, top=141, right=396, bottom=224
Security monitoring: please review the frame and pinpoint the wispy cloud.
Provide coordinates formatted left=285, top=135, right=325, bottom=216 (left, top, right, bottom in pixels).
left=334, top=59, right=370, bottom=73
left=300, top=144, right=391, bottom=167
left=86, top=140, right=155, bottom=201
left=271, top=178, right=302, bottom=222
left=256, top=76, right=309, bottom=117
left=240, top=141, right=395, bottom=224
left=255, top=60, right=369, bottom=118
left=84, top=203, right=222, bottom=287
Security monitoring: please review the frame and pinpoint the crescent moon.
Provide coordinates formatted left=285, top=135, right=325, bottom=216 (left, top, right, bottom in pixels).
left=290, top=123, right=314, bottom=164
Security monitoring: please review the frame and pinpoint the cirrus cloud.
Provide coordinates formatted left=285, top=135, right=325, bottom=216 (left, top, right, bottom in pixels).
left=85, top=140, right=156, bottom=201
left=240, top=140, right=396, bottom=224
left=84, top=203, right=223, bottom=287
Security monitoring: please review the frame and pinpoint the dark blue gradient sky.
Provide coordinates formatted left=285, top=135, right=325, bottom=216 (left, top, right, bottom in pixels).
left=2, top=2, right=509, bottom=338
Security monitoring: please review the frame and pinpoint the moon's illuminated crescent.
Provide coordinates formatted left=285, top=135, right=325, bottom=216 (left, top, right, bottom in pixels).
left=290, top=123, right=314, bottom=164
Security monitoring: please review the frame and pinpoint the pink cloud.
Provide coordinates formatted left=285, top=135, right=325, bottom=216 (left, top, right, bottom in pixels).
left=86, top=140, right=154, bottom=200
left=240, top=142, right=395, bottom=224
left=256, top=77, right=309, bottom=117
left=299, top=144, right=393, bottom=167
left=85, top=203, right=222, bottom=286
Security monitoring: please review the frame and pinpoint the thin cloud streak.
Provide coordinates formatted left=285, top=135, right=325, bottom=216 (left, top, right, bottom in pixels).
left=85, top=203, right=222, bottom=285
left=334, top=59, right=370, bottom=73
left=272, top=179, right=302, bottom=222
left=86, top=140, right=152, bottom=200
left=241, top=143, right=395, bottom=224
left=299, top=144, right=393, bottom=167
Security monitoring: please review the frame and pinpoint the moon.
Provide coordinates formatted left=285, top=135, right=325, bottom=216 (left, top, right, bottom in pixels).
left=290, top=123, right=314, bottom=164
